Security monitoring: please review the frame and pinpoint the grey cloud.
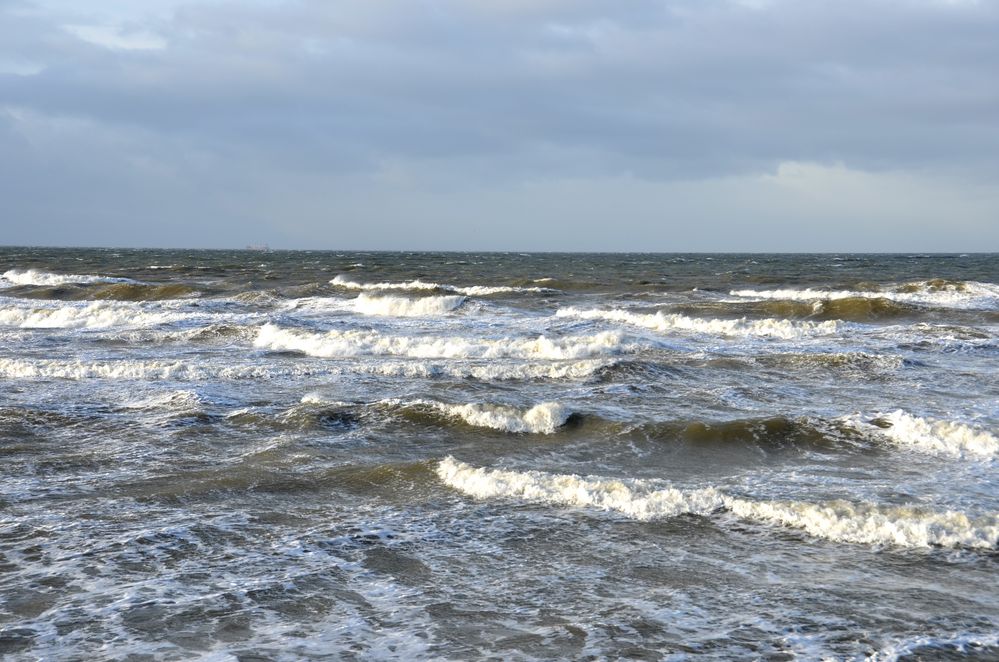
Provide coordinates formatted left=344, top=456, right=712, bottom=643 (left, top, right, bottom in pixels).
left=1, top=0, right=997, bottom=249
left=4, top=1, right=997, bottom=173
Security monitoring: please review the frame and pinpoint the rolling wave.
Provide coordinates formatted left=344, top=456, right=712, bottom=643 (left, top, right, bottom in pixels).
left=556, top=307, right=840, bottom=339
left=844, top=410, right=998, bottom=460
left=0, top=301, right=188, bottom=329
left=1, top=269, right=136, bottom=287
left=399, top=400, right=572, bottom=434
left=253, top=323, right=630, bottom=359
left=331, top=275, right=554, bottom=296
left=353, top=293, right=465, bottom=317
left=0, top=356, right=608, bottom=381
left=437, top=458, right=999, bottom=549
left=672, top=297, right=918, bottom=322
left=730, top=280, right=999, bottom=310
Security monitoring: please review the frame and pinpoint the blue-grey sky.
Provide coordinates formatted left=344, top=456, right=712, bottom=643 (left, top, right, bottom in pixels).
left=1, top=0, right=997, bottom=251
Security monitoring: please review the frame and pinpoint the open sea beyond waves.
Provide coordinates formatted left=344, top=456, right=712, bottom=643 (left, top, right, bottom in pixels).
left=1, top=249, right=998, bottom=661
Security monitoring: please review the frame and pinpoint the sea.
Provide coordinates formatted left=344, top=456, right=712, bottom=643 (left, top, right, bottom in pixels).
left=1, top=248, right=997, bottom=661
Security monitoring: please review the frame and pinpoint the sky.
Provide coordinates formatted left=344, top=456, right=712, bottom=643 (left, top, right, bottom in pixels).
left=1, top=0, right=997, bottom=251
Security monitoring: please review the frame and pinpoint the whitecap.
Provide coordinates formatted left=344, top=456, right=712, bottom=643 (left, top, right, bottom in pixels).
left=1, top=268, right=136, bottom=287
left=0, top=301, right=185, bottom=329
left=844, top=410, right=998, bottom=460
left=415, top=400, right=570, bottom=434
left=331, top=275, right=553, bottom=296
left=556, top=307, right=840, bottom=339
left=253, top=323, right=629, bottom=360
left=729, top=280, right=999, bottom=310
left=353, top=293, right=465, bottom=317
left=437, top=458, right=999, bottom=549
left=0, top=356, right=608, bottom=382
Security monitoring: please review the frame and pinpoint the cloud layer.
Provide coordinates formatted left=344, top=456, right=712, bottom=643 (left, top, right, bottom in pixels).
left=2, top=0, right=997, bottom=250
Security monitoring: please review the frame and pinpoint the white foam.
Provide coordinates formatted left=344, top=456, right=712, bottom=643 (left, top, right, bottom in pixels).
left=331, top=275, right=552, bottom=296
left=420, top=400, right=570, bottom=434
left=556, top=307, right=840, bottom=339
left=0, top=301, right=184, bottom=329
left=1, top=268, right=135, bottom=286
left=353, top=293, right=465, bottom=317
left=253, top=322, right=629, bottom=359
left=0, top=358, right=222, bottom=380
left=0, top=356, right=608, bottom=382
left=454, top=284, right=550, bottom=296
left=437, top=458, right=999, bottom=549
left=729, top=280, right=999, bottom=309
left=331, top=275, right=442, bottom=292
left=845, top=410, right=998, bottom=460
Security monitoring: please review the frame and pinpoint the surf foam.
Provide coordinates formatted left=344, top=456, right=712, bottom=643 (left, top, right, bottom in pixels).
left=556, top=307, right=840, bottom=339
left=437, top=458, right=999, bottom=549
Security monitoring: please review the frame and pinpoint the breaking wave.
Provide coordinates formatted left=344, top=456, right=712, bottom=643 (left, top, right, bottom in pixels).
left=673, top=297, right=917, bottom=322
left=403, top=400, right=572, bottom=434
left=556, top=307, right=840, bottom=339
left=1, top=268, right=136, bottom=287
left=331, top=275, right=553, bottom=296
left=254, top=323, right=630, bottom=359
left=0, top=301, right=186, bottom=329
left=437, top=458, right=999, bottom=549
left=730, top=280, right=999, bottom=310
left=0, top=357, right=608, bottom=382
left=353, top=293, right=465, bottom=317
left=844, top=410, right=998, bottom=460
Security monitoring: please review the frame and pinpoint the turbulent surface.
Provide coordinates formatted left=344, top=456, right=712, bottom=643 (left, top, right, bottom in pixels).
left=1, top=248, right=997, bottom=661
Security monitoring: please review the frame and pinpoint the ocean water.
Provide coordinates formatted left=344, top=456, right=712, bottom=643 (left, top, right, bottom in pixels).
left=1, top=248, right=997, bottom=660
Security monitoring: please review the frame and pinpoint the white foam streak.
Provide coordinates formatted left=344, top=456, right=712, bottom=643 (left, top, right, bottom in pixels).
left=425, top=401, right=570, bottom=434
left=730, top=280, right=999, bottom=309
left=2, top=268, right=135, bottom=286
left=437, top=458, right=999, bottom=549
left=331, top=275, right=551, bottom=296
left=353, top=293, right=464, bottom=316
left=556, top=307, right=839, bottom=339
left=254, top=323, right=627, bottom=359
left=847, top=410, right=999, bottom=460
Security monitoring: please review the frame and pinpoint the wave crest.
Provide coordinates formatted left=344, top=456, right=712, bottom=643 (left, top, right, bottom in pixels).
left=331, top=275, right=553, bottom=296
left=354, top=293, right=464, bottom=317
left=2, top=269, right=136, bottom=287
left=556, top=307, right=839, bottom=339
left=412, top=401, right=571, bottom=434
left=0, top=301, right=183, bottom=329
left=437, top=458, right=999, bottom=549
left=845, top=410, right=998, bottom=460
left=730, top=280, right=999, bottom=310
left=254, top=323, right=628, bottom=359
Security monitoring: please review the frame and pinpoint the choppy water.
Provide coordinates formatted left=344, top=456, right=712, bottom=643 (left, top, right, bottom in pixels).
left=1, top=248, right=997, bottom=660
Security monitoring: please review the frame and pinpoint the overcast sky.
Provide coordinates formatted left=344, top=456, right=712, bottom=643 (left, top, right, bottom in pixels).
left=1, top=0, right=997, bottom=251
